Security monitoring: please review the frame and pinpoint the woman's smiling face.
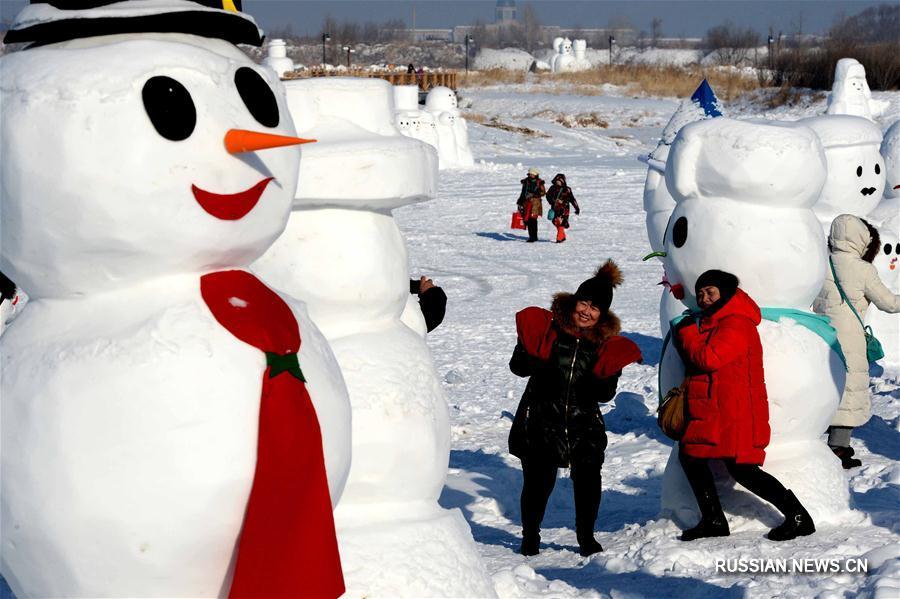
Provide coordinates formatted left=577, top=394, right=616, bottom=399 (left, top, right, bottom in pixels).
left=574, top=300, right=601, bottom=329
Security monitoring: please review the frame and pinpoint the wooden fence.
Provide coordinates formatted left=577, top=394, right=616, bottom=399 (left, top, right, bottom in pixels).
left=283, top=68, right=458, bottom=91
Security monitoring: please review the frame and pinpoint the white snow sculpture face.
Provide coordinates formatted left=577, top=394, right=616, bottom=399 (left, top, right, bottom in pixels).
left=425, top=86, right=457, bottom=112
left=883, top=121, right=900, bottom=199
left=801, top=115, right=885, bottom=220
left=561, top=39, right=573, bottom=55
left=0, top=35, right=301, bottom=299
left=439, top=112, right=456, bottom=126
left=873, top=220, right=900, bottom=291
left=396, top=116, right=411, bottom=132
left=662, top=118, right=828, bottom=310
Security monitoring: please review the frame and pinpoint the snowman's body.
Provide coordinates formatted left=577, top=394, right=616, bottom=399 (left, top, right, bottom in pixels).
left=262, top=38, right=295, bottom=78
left=865, top=216, right=900, bottom=377
left=826, top=58, right=889, bottom=121
left=799, top=115, right=886, bottom=228
left=424, top=86, right=474, bottom=169
left=869, top=120, right=900, bottom=226
left=1, top=18, right=350, bottom=598
left=253, top=78, right=495, bottom=598
left=658, top=118, right=849, bottom=526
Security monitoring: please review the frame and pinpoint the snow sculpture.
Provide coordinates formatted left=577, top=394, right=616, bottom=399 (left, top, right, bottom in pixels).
left=800, top=115, right=885, bottom=227
left=0, top=288, right=27, bottom=338
left=572, top=39, right=592, bottom=71
left=262, top=38, right=295, bottom=78
left=658, top=118, right=849, bottom=527
left=253, top=77, right=496, bottom=598
left=552, top=37, right=575, bottom=72
left=642, top=80, right=723, bottom=334
left=424, top=85, right=474, bottom=168
left=393, top=84, right=439, bottom=153
left=826, top=58, right=889, bottom=121
left=0, top=2, right=352, bottom=598
left=865, top=214, right=900, bottom=377
left=869, top=120, right=900, bottom=225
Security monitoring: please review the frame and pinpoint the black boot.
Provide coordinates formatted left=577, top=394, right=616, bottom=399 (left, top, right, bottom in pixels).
left=519, top=531, right=540, bottom=556
left=681, top=489, right=730, bottom=542
left=576, top=529, right=603, bottom=556
left=830, top=446, right=862, bottom=469
left=768, top=490, right=815, bottom=541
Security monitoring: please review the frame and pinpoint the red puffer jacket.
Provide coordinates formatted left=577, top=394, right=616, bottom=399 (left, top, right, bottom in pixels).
left=674, top=289, right=770, bottom=464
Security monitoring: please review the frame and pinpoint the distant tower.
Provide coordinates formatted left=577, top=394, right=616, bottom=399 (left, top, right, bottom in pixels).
left=495, top=0, right=517, bottom=24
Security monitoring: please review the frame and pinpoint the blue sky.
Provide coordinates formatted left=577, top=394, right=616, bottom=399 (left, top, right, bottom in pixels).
left=0, top=1, right=891, bottom=37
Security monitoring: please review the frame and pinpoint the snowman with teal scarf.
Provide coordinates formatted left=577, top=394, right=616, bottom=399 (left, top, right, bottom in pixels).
left=651, top=118, right=853, bottom=529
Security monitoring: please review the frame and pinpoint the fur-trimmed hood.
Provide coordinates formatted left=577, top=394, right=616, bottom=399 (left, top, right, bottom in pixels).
left=551, top=292, right=621, bottom=344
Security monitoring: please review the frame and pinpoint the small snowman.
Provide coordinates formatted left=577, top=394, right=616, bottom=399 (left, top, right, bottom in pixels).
left=869, top=119, right=900, bottom=225
left=393, top=84, right=440, bottom=151
left=252, top=77, right=496, bottom=598
left=826, top=58, right=889, bottom=121
left=552, top=37, right=575, bottom=72
left=424, top=85, right=474, bottom=168
left=865, top=214, right=900, bottom=377
left=261, top=38, right=296, bottom=78
left=657, top=118, right=850, bottom=527
left=642, top=79, right=723, bottom=334
left=1, top=2, right=351, bottom=597
left=800, top=115, right=885, bottom=228
left=571, top=39, right=592, bottom=71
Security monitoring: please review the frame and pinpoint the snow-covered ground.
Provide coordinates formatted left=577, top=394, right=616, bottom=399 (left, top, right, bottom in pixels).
left=395, top=84, right=900, bottom=597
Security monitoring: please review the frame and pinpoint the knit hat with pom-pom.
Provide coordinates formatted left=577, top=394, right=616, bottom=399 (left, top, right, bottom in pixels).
left=574, top=260, right=622, bottom=313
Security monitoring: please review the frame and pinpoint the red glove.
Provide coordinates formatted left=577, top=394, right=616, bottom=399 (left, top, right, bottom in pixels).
left=593, top=335, right=642, bottom=379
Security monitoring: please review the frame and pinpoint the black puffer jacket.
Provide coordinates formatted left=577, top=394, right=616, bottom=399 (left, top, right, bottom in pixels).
left=508, top=294, right=624, bottom=467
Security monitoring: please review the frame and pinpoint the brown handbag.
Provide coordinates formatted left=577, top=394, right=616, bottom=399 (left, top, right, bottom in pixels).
left=657, top=384, right=687, bottom=441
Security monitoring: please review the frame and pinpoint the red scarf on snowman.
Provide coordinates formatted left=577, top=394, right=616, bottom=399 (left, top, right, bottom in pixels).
left=200, top=269, right=344, bottom=599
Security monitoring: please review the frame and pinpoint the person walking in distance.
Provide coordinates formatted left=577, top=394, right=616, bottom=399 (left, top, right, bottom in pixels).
left=517, top=167, right=546, bottom=243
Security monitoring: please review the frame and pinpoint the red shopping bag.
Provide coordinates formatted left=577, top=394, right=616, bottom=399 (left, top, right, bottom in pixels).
left=511, top=211, right=526, bottom=230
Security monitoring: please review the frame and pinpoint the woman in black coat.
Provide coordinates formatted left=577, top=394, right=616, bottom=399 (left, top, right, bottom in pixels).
left=545, top=173, right=580, bottom=244
left=509, top=261, right=641, bottom=556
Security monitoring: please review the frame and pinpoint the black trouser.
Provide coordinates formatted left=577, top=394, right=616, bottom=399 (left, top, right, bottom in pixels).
left=679, top=451, right=788, bottom=515
left=520, top=457, right=603, bottom=539
left=526, top=218, right=538, bottom=242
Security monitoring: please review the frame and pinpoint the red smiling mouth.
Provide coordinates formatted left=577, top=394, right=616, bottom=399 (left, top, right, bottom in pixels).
left=192, top=178, right=274, bottom=220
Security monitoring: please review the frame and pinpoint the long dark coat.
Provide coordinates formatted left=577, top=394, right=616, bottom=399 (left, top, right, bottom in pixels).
left=508, top=293, right=642, bottom=467
left=546, top=174, right=580, bottom=228
left=517, top=175, right=545, bottom=220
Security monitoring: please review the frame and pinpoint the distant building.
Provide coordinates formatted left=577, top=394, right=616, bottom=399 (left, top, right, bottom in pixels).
left=496, top=1, right=517, bottom=25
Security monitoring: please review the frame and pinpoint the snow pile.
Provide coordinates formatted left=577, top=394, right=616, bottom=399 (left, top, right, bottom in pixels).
left=475, top=47, right=537, bottom=71
left=252, top=77, right=496, bottom=597
left=659, top=118, right=849, bottom=526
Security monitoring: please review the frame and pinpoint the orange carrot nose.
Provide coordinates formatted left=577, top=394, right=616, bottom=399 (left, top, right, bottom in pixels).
left=225, top=129, right=316, bottom=154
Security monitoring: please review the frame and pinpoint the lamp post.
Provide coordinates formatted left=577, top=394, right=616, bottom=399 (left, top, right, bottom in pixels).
left=342, top=45, right=355, bottom=68
left=321, top=32, right=330, bottom=66
left=608, top=35, right=615, bottom=65
left=465, top=34, right=474, bottom=74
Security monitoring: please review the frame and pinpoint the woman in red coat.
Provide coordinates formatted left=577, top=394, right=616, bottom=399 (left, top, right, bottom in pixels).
left=674, top=270, right=815, bottom=542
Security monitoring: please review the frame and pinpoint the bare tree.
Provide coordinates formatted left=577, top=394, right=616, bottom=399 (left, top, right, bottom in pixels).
left=521, top=3, right=541, bottom=53
left=704, top=21, right=761, bottom=65
left=651, top=17, right=663, bottom=47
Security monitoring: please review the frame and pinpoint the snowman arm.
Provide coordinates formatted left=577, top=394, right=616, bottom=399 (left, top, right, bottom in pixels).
left=864, top=265, right=900, bottom=313
left=677, top=318, right=748, bottom=372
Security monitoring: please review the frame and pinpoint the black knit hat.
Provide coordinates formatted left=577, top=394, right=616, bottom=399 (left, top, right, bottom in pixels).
left=4, top=0, right=263, bottom=47
left=694, top=270, right=739, bottom=301
left=573, top=260, right=622, bottom=313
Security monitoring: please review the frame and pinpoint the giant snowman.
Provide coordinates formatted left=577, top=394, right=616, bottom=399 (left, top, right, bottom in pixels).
left=642, top=79, right=723, bottom=334
left=869, top=119, right=900, bottom=225
left=826, top=58, right=889, bottom=121
left=657, top=118, right=850, bottom=527
left=252, top=77, right=496, bottom=598
left=0, top=1, right=351, bottom=597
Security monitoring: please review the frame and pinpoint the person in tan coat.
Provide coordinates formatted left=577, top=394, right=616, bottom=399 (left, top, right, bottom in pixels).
left=814, top=214, right=900, bottom=468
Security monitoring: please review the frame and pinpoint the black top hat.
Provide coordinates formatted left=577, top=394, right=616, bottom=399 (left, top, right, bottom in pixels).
left=4, top=1, right=263, bottom=47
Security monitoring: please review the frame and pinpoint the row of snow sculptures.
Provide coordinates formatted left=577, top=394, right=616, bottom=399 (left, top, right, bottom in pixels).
left=0, top=1, right=352, bottom=598
left=657, top=118, right=850, bottom=527
left=642, top=79, right=723, bottom=334
left=252, top=77, right=497, bottom=598
left=262, top=37, right=295, bottom=78
left=550, top=37, right=591, bottom=72
left=826, top=57, right=889, bottom=121
left=393, top=84, right=474, bottom=169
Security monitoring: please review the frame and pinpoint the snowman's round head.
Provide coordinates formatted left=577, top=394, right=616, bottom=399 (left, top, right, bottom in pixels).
left=800, top=115, right=885, bottom=220
left=872, top=216, right=900, bottom=289
left=425, top=86, right=458, bottom=112
left=1, top=34, right=303, bottom=298
left=882, top=120, right=900, bottom=200
left=661, top=118, right=828, bottom=310
left=561, top=39, right=573, bottom=54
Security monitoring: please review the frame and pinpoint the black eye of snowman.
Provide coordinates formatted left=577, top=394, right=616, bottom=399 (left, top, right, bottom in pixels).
left=856, top=166, right=863, bottom=177
left=234, top=67, right=279, bottom=128
left=896, top=243, right=900, bottom=255
left=875, top=164, right=881, bottom=175
left=673, top=216, right=688, bottom=248
left=142, top=76, right=196, bottom=141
